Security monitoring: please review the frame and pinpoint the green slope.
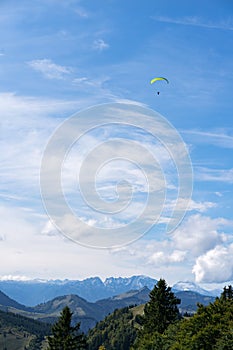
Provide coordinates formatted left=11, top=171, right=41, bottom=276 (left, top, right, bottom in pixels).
left=87, top=305, right=142, bottom=350
left=0, top=309, right=51, bottom=350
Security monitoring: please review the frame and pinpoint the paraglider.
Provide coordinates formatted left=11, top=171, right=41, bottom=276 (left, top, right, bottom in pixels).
left=150, top=77, right=169, bottom=95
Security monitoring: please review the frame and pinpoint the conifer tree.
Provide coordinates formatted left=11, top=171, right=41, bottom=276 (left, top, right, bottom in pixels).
left=221, top=285, right=233, bottom=300
left=143, top=278, right=181, bottom=334
left=47, top=306, right=87, bottom=350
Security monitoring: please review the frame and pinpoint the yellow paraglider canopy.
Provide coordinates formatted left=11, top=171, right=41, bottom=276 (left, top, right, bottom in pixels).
left=150, top=77, right=169, bottom=84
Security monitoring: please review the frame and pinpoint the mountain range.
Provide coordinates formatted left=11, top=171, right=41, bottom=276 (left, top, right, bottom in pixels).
left=0, top=275, right=220, bottom=306
left=0, top=284, right=216, bottom=333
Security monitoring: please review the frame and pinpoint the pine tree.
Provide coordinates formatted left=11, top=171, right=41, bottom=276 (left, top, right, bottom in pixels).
left=46, top=306, right=87, bottom=350
left=143, top=278, right=181, bottom=334
left=221, top=285, right=233, bottom=300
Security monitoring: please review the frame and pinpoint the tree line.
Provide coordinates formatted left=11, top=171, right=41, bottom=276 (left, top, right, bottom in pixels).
left=13, top=279, right=232, bottom=349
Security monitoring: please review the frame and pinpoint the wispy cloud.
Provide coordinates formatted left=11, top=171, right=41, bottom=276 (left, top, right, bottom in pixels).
left=167, top=198, right=217, bottom=214
left=195, top=167, right=233, bottom=184
left=28, top=59, right=72, bottom=79
left=0, top=92, right=82, bottom=203
left=152, top=15, right=233, bottom=31
left=182, top=129, right=233, bottom=149
left=0, top=92, right=79, bottom=118
left=75, top=7, right=90, bottom=18
left=72, top=75, right=109, bottom=88
left=92, top=39, right=109, bottom=51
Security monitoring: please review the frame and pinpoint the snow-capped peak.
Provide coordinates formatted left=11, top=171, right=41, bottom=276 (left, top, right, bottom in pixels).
left=172, top=281, right=219, bottom=296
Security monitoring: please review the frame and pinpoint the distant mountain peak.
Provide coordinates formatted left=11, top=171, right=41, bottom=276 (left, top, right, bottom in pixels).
left=172, top=281, right=220, bottom=296
left=104, top=275, right=157, bottom=287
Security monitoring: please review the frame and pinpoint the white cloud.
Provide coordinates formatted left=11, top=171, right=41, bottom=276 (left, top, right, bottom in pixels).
left=93, top=39, right=109, bottom=51
left=116, top=213, right=232, bottom=267
left=28, top=59, right=72, bottom=79
left=193, top=244, right=233, bottom=283
left=215, top=192, right=223, bottom=197
left=72, top=77, right=89, bottom=84
left=148, top=249, right=186, bottom=266
left=173, top=214, right=226, bottom=256
left=187, top=199, right=217, bottom=212
left=107, top=214, right=233, bottom=284
left=41, top=220, right=60, bottom=237
left=0, top=275, right=31, bottom=281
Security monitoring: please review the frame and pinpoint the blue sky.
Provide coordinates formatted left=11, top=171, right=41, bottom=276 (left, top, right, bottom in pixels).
left=0, top=0, right=233, bottom=289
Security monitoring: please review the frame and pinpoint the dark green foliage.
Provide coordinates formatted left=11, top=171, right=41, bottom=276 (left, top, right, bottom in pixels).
left=47, top=306, right=87, bottom=350
left=0, top=309, right=51, bottom=349
left=88, top=282, right=233, bottom=350
left=0, top=309, right=51, bottom=337
left=170, top=294, right=233, bottom=349
left=132, top=279, right=181, bottom=349
left=132, top=331, right=168, bottom=350
left=132, top=285, right=233, bottom=349
left=142, top=278, right=181, bottom=334
left=87, top=306, right=137, bottom=350
left=221, top=285, right=233, bottom=301
left=134, top=313, right=144, bottom=326
left=27, top=335, right=44, bottom=349
left=214, top=330, right=233, bottom=349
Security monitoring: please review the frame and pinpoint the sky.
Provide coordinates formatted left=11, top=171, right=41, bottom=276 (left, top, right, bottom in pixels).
left=0, top=0, right=233, bottom=290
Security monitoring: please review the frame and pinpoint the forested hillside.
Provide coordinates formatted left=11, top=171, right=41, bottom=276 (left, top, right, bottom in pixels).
left=133, top=285, right=233, bottom=349
left=0, top=309, right=51, bottom=350
left=87, top=306, right=139, bottom=350
left=87, top=280, right=233, bottom=350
